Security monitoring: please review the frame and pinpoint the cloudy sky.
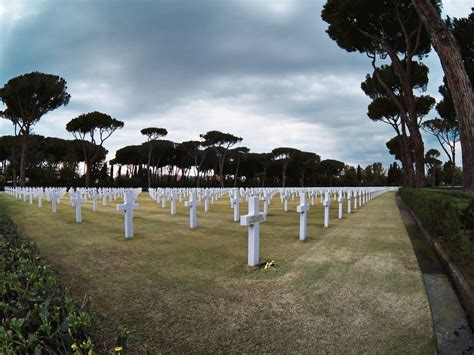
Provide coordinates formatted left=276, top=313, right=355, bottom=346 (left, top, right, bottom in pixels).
left=0, top=0, right=471, bottom=167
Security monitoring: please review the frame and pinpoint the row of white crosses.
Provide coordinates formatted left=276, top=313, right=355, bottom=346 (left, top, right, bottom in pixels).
left=147, top=186, right=398, bottom=267
left=146, top=186, right=393, bottom=233
left=4, top=185, right=398, bottom=265
left=5, top=187, right=68, bottom=213
left=239, top=187, right=398, bottom=266
left=5, top=187, right=142, bottom=236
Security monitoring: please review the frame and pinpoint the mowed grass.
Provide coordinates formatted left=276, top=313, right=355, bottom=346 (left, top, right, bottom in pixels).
left=0, top=191, right=435, bottom=353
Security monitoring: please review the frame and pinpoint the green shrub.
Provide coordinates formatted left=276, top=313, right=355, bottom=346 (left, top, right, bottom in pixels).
left=460, top=199, right=474, bottom=230
left=0, top=211, right=144, bottom=354
left=399, top=188, right=474, bottom=262
left=0, top=214, right=98, bottom=354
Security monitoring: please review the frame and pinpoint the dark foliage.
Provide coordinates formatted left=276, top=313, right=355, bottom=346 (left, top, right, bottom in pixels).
left=0, top=214, right=96, bottom=353
left=399, top=188, right=474, bottom=261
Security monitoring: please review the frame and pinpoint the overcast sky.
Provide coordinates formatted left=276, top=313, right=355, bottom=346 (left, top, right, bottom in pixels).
left=0, top=0, right=471, bottom=168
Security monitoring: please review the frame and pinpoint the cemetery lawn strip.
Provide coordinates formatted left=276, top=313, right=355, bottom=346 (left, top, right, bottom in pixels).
left=0, top=191, right=435, bottom=353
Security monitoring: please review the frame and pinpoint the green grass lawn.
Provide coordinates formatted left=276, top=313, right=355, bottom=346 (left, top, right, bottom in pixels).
left=0, top=191, right=435, bottom=353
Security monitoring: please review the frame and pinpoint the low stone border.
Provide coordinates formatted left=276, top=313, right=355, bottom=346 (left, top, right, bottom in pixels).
left=402, top=199, right=474, bottom=330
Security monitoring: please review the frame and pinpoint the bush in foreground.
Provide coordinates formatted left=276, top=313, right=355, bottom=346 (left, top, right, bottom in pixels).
left=399, top=188, right=474, bottom=262
left=0, top=213, right=99, bottom=354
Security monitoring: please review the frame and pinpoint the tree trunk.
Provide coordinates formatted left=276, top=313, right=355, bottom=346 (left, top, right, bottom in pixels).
left=196, top=169, right=201, bottom=187
left=85, top=160, right=91, bottom=187
left=399, top=129, right=415, bottom=187
left=19, top=134, right=28, bottom=187
left=411, top=129, right=425, bottom=187
left=147, top=147, right=152, bottom=188
left=401, top=129, right=416, bottom=187
left=195, top=154, right=206, bottom=188
left=167, top=165, right=173, bottom=183
left=233, top=159, right=240, bottom=187
left=413, top=0, right=474, bottom=191
left=384, top=48, right=425, bottom=187
left=10, top=146, right=17, bottom=187
left=372, top=60, right=419, bottom=187
left=218, top=154, right=226, bottom=188
left=12, top=165, right=17, bottom=187
left=282, top=164, right=287, bottom=187
left=391, top=62, right=425, bottom=188
left=219, top=168, right=224, bottom=187
left=452, top=148, right=456, bottom=187
left=81, top=145, right=91, bottom=187
left=110, top=163, right=114, bottom=184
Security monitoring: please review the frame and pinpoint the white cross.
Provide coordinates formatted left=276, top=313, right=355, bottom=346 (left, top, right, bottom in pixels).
left=338, top=190, right=343, bottom=219
left=240, top=195, right=266, bottom=267
left=68, top=188, right=75, bottom=206
left=37, top=189, right=43, bottom=208
left=50, top=190, right=59, bottom=214
left=71, top=190, right=84, bottom=223
left=231, top=190, right=241, bottom=222
left=102, top=191, right=108, bottom=206
left=354, top=190, right=359, bottom=210
left=323, top=191, right=330, bottom=228
left=204, top=191, right=210, bottom=212
left=170, top=193, right=177, bottom=215
left=347, top=190, right=352, bottom=214
left=116, top=192, right=139, bottom=239
left=282, top=193, right=289, bottom=212
left=184, top=192, right=200, bottom=229
left=261, top=193, right=271, bottom=215
left=296, top=191, right=309, bottom=241
left=92, top=189, right=98, bottom=212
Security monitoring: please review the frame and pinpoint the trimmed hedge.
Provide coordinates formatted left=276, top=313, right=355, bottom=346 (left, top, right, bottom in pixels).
left=399, top=188, right=474, bottom=262
left=0, top=213, right=101, bottom=354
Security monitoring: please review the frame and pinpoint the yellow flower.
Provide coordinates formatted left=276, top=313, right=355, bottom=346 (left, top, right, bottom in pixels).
left=88, top=350, right=93, bottom=355
left=114, top=346, right=124, bottom=352
left=71, top=343, right=78, bottom=350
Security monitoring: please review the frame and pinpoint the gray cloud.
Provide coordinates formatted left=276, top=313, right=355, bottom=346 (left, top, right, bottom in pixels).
left=0, top=0, right=465, bottom=168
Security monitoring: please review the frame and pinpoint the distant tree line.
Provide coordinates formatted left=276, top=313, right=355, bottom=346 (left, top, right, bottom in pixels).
left=0, top=129, right=402, bottom=187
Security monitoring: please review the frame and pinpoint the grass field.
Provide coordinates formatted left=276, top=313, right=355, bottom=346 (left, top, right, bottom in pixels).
left=0, top=191, right=435, bottom=353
